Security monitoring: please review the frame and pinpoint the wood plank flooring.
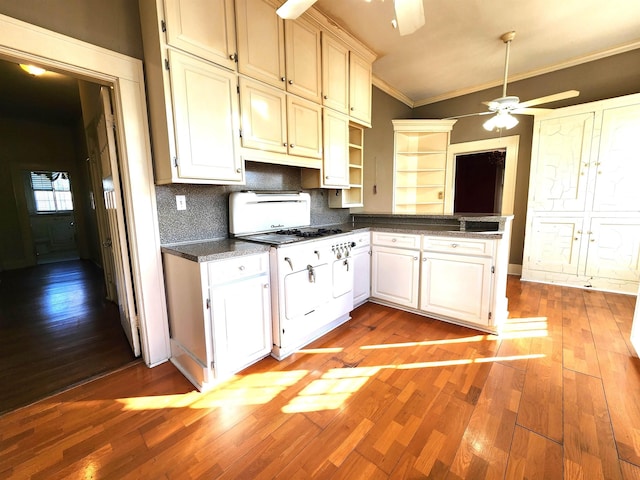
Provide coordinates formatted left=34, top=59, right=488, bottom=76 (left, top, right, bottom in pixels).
left=0, top=260, right=138, bottom=415
left=1, top=276, right=639, bottom=479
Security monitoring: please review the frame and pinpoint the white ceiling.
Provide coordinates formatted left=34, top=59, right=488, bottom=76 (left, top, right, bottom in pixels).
left=314, top=0, right=640, bottom=107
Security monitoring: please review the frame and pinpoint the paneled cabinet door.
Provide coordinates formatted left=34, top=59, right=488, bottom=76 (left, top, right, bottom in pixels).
left=349, top=51, right=372, bottom=126
left=284, top=16, right=322, bottom=103
left=353, top=245, right=371, bottom=306
left=525, top=216, right=584, bottom=275
left=286, top=95, right=322, bottom=159
left=209, top=274, right=272, bottom=378
left=235, top=0, right=285, bottom=88
left=591, top=103, right=640, bottom=212
left=529, top=112, right=594, bottom=212
left=164, top=0, right=237, bottom=70
left=239, top=78, right=287, bottom=154
left=371, top=246, right=420, bottom=308
left=322, top=109, right=349, bottom=187
left=321, top=33, right=349, bottom=113
left=168, top=50, right=242, bottom=182
left=585, top=218, right=640, bottom=281
left=420, top=252, right=492, bottom=325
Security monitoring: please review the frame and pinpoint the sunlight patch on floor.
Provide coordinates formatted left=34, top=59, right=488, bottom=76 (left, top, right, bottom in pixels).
left=359, top=334, right=494, bottom=350
left=498, top=317, right=549, bottom=339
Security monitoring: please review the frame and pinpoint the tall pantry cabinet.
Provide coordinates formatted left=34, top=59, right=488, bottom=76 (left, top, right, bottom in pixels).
left=522, top=93, right=640, bottom=294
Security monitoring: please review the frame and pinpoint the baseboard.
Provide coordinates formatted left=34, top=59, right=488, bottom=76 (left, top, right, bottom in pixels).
left=508, top=263, right=522, bottom=276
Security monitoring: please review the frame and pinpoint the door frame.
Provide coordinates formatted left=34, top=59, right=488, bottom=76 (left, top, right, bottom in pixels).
left=0, top=13, right=170, bottom=366
left=445, top=135, right=519, bottom=215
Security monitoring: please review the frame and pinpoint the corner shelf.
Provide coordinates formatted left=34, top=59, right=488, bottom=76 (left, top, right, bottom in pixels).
left=329, top=123, right=364, bottom=208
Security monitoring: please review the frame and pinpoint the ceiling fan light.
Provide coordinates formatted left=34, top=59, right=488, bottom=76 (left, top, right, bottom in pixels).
left=483, top=111, right=518, bottom=131
left=394, top=0, right=425, bottom=36
left=276, top=0, right=318, bottom=20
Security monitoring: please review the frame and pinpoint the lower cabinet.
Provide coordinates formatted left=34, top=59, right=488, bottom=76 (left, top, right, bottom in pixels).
left=420, top=252, right=492, bottom=325
left=163, top=252, right=272, bottom=391
left=371, top=232, right=421, bottom=309
left=352, top=231, right=371, bottom=307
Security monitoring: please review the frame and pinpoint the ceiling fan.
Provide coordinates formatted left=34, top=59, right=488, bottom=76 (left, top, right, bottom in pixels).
left=451, top=31, right=580, bottom=131
left=276, top=0, right=425, bottom=36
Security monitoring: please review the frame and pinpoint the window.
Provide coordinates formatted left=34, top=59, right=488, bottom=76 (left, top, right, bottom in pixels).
left=30, top=171, right=74, bottom=212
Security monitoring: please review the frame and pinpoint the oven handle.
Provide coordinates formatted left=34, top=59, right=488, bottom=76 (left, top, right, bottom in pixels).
left=284, top=257, right=293, bottom=270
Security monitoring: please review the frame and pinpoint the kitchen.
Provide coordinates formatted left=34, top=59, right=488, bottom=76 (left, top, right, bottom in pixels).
left=1, top=0, right=640, bottom=477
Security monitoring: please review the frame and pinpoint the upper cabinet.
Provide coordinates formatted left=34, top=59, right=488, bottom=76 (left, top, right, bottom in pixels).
left=236, top=0, right=321, bottom=103
left=349, top=51, right=373, bottom=127
left=321, top=33, right=349, bottom=114
left=139, top=0, right=243, bottom=185
left=163, top=0, right=237, bottom=70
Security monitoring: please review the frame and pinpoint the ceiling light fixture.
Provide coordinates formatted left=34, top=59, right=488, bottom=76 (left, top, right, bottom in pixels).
left=276, top=0, right=317, bottom=19
left=20, top=64, right=46, bottom=76
left=483, top=110, right=519, bottom=131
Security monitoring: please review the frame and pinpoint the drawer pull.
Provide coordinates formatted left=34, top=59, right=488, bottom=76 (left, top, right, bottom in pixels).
left=238, top=265, right=245, bottom=271
left=451, top=243, right=458, bottom=248
left=392, top=238, right=397, bottom=242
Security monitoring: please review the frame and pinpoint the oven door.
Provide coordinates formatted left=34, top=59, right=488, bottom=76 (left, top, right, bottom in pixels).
left=332, top=256, right=354, bottom=298
left=283, top=262, right=331, bottom=319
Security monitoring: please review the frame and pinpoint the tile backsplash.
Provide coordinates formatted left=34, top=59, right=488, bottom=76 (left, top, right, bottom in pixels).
left=155, top=161, right=350, bottom=245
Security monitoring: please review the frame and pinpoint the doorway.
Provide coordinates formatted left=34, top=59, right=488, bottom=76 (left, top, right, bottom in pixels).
left=0, top=59, right=139, bottom=413
left=453, top=150, right=506, bottom=214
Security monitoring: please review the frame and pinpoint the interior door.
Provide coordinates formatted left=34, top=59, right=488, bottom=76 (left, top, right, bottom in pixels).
left=98, top=87, right=141, bottom=356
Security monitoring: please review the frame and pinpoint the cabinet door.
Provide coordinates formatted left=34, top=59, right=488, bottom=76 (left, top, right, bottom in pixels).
left=321, top=33, right=349, bottom=114
left=353, top=247, right=371, bottom=306
left=284, top=17, right=322, bottom=103
left=239, top=78, right=287, bottom=154
left=592, top=103, right=640, bottom=212
left=349, top=51, right=372, bottom=126
left=168, top=50, right=242, bottom=182
left=164, top=0, right=237, bottom=70
left=420, top=252, right=492, bottom=325
left=235, top=0, right=286, bottom=89
left=209, top=275, right=271, bottom=377
left=371, top=246, right=419, bottom=308
left=585, top=218, right=640, bottom=281
left=286, top=95, right=322, bottom=159
left=525, top=217, right=584, bottom=274
left=529, top=113, right=594, bottom=211
left=322, top=109, right=350, bottom=186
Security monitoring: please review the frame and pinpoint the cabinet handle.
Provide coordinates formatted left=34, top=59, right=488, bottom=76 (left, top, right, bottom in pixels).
left=451, top=243, right=458, bottom=248
left=283, top=142, right=287, bottom=147
left=391, top=238, right=397, bottom=242
left=325, top=175, right=330, bottom=180
left=323, top=95, right=328, bottom=99
left=229, top=53, right=237, bottom=61
left=350, top=107, right=354, bottom=111
left=422, top=257, right=427, bottom=262
left=288, top=80, right=293, bottom=85
left=281, top=76, right=286, bottom=82
left=290, top=144, right=295, bottom=148
left=238, top=265, right=245, bottom=271
left=413, top=256, right=418, bottom=261
left=236, top=168, right=241, bottom=173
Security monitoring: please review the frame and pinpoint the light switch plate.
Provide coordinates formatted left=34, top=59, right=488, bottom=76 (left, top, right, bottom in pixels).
left=176, top=195, right=186, bottom=211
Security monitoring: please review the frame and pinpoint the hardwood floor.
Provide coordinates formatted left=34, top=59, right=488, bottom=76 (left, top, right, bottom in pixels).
left=1, top=276, right=639, bottom=479
left=0, top=260, right=138, bottom=415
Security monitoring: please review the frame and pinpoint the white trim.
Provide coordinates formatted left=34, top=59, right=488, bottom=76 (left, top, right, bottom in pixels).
left=372, top=76, right=414, bottom=107
left=631, top=283, right=640, bottom=356
left=0, top=13, right=171, bottom=366
left=446, top=135, right=520, bottom=216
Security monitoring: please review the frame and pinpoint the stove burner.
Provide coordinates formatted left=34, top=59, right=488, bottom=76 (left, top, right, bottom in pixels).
left=275, top=228, right=343, bottom=238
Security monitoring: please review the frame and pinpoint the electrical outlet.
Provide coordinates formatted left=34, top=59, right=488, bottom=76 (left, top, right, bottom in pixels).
left=176, top=195, right=186, bottom=211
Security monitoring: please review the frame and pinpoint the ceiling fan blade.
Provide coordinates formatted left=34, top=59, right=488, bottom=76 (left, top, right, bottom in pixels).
left=517, top=90, right=580, bottom=109
left=512, top=107, right=552, bottom=115
left=276, top=0, right=318, bottom=20
left=394, top=0, right=425, bottom=36
left=445, top=111, right=494, bottom=120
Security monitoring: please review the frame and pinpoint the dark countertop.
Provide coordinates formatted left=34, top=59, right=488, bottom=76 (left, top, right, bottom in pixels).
left=161, top=216, right=509, bottom=263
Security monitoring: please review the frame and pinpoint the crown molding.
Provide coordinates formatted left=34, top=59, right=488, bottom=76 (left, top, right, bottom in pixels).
left=413, top=39, right=640, bottom=108
left=372, top=76, right=414, bottom=107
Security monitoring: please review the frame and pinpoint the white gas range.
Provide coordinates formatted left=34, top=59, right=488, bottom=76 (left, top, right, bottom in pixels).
left=230, top=191, right=356, bottom=360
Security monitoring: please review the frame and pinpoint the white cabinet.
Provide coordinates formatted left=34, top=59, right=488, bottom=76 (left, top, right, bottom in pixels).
left=163, top=0, right=237, bottom=70
left=139, top=0, right=244, bottom=185
left=321, top=32, right=349, bottom=114
left=235, top=0, right=321, bottom=103
left=523, top=93, right=640, bottom=293
left=349, top=51, right=372, bottom=127
left=163, top=252, right=271, bottom=391
left=239, top=78, right=322, bottom=160
left=351, top=231, right=371, bottom=307
left=371, top=232, right=420, bottom=308
left=420, top=237, right=494, bottom=328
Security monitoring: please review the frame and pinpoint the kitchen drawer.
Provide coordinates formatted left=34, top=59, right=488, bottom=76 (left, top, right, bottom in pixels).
left=372, top=231, right=420, bottom=249
left=208, top=252, right=269, bottom=285
left=351, top=231, right=371, bottom=248
left=422, top=235, right=495, bottom=257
